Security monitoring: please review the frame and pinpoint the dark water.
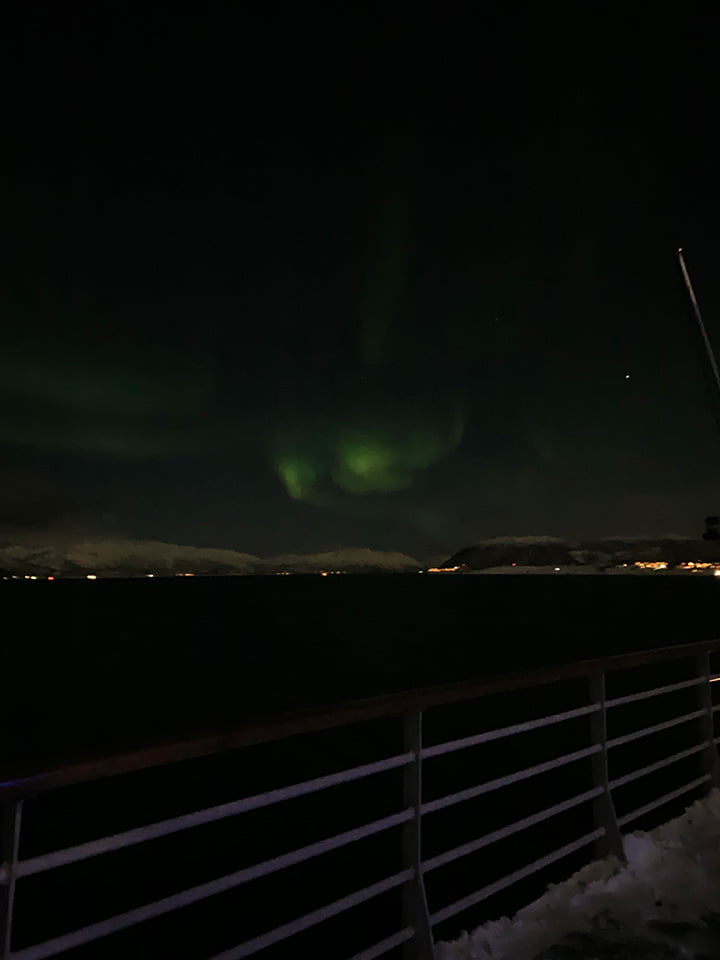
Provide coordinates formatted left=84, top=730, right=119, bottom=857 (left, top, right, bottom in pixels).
left=2, top=576, right=719, bottom=958
left=2, top=573, right=719, bottom=775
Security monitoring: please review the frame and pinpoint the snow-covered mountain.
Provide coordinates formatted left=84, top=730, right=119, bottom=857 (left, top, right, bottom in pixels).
left=4, top=533, right=718, bottom=578
left=264, top=547, right=420, bottom=574
left=0, top=539, right=421, bottom=577
left=441, top=536, right=720, bottom=571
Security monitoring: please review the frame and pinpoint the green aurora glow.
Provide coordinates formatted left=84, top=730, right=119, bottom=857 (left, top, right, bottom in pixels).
left=0, top=348, right=213, bottom=458
left=274, top=181, right=464, bottom=504
left=274, top=406, right=464, bottom=501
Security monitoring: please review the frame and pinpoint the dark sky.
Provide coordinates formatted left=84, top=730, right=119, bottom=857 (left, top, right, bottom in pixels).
left=3, top=5, right=720, bottom=557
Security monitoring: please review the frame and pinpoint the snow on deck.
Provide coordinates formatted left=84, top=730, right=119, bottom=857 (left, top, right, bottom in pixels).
left=438, top=790, right=720, bottom=959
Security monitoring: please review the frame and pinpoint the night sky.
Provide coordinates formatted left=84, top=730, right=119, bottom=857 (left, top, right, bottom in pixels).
left=4, top=6, right=720, bottom=557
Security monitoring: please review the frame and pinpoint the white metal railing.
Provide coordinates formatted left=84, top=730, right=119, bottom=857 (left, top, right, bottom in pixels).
left=1, top=641, right=718, bottom=960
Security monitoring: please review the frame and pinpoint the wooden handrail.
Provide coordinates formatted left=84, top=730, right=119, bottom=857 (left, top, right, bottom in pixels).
left=2, top=638, right=718, bottom=800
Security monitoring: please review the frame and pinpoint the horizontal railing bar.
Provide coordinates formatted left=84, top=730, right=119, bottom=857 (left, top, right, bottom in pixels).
left=220, top=809, right=412, bottom=886
left=712, top=704, right=720, bottom=713
left=422, top=703, right=600, bottom=759
left=423, top=786, right=602, bottom=873
left=606, top=676, right=705, bottom=708
left=422, top=744, right=601, bottom=815
left=9, top=820, right=411, bottom=960
left=606, top=709, right=705, bottom=749
left=10, top=756, right=413, bottom=880
left=4, top=639, right=718, bottom=798
left=609, top=743, right=706, bottom=790
left=205, top=870, right=413, bottom=960
left=617, top=775, right=711, bottom=827
left=430, top=828, right=604, bottom=925
left=347, top=927, right=415, bottom=960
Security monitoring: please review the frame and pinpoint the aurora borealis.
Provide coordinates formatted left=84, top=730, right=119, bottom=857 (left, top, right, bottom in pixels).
left=272, top=185, right=465, bottom=505
left=4, top=8, right=720, bottom=555
left=0, top=346, right=213, bottom=458
left=275, top=405, right=464, bottom=501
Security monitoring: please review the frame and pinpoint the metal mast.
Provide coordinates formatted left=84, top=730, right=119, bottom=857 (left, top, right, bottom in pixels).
left=678, top=247, right=720, bottom=398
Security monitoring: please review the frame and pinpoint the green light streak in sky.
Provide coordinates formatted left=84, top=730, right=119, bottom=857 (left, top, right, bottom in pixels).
left=0, top=348, right=214, bottom=459
left=274, top=406, right=464, bottom=500
left=277, top=457, right=317, bottom=500
left=0, top=351, right=210, bottom=417
left=359, top=197, right=409, bottom=368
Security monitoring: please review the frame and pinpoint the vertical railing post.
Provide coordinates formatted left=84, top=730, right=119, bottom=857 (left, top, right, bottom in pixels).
left=588, top=673, right=624, bottom=862
left=0, top=798, right=22, bottom=960
left=402, top=709, right=434, bottom=960
left=696, top=652, right=720, bottom=789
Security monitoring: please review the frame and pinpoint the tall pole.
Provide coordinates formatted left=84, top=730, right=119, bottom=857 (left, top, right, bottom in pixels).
left=678, top=247, right=720, bottom=398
